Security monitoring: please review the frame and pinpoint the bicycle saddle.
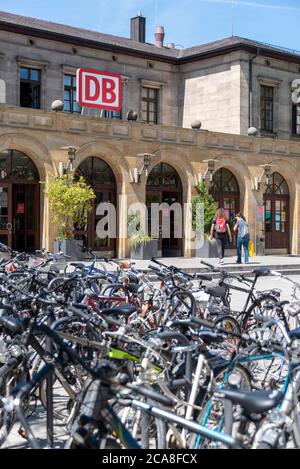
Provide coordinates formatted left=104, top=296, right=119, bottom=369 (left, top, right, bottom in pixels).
left=204, top=285, right=227, bottom=298
left=0, top=304, right=14, bottom=316
left=126, top=283, right=140, bottom=293
left=100, top=304, right=136, bottom=316
left=252, top=267, right=270, bottom=277
left=214, top=388, right=281, bottom=414
left=195, top=273, right=213, bottom=282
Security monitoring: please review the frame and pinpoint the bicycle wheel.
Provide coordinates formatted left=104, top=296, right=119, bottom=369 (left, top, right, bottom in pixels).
left=114, top=399, right=167, bottom=449
left=168, top=291, right=196, bottom=320
left=241, top=295, right=288, bottom=332
left=0, top=366, right=16, bottom=446
left=0, top=364, right=31, bottom=447
left=38, top=370, right=78, bottom=422
left=188, top=364, right=252, bottom=449
left=213, top=315, right=241, bottom=349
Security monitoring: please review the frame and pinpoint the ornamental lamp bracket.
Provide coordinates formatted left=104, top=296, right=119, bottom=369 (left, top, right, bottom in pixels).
left=60, top=146, right=80, bottom=175
left=253, top=161, right=275, bottom=191
left=131, top=149, right=160, bottom=183
left=196, top=159, right=218, bottom=186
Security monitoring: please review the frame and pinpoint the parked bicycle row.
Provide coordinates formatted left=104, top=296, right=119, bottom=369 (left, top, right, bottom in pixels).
left=0, top=241, right=300, bottom=449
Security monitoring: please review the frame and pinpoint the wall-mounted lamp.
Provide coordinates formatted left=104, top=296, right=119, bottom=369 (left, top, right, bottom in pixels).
left=253, top=161, right=275, bottom=191
left=131, top=149, right=160, bottom=183
left=197, top=159, right=217, bottom=185
left=59, top=146, right=79, bottom=175
left=131, top=153, right=152, bottom=183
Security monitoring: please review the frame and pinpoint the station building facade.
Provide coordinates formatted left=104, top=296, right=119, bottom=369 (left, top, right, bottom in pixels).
left=0, top=11, right=299, bottom=257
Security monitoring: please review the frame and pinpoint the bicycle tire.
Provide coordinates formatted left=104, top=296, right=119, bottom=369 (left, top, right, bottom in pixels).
left=188, top=364, right=252, bottom=449
left=241, top=295, right=288, bottom=332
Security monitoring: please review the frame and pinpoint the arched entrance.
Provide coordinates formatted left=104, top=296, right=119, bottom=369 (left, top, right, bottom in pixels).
left=146, top=163, right=183, bottom=257
left=0, top=149, right=40, bottom=251
left=264, top=172, right=290, bottom=251
left=75, top=157, right=117, bottom=256
left=209, top=168, right=240, bottom=247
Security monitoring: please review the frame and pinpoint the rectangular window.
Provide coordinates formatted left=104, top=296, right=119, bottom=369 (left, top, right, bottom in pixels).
left=141, top=87, right=158, bottom=124
left=64, top=74, right=81, bottom=114
left=101, top=109, right=122, bottom=119
left=292, top=104, right=300, bottom=135
left=260, top=85, right=274, bottom=132
left=20, top=67, right=41, bottom=109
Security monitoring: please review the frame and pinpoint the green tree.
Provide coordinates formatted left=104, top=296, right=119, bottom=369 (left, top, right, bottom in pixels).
left=45, top=175, right=95, bottom=240
left=192, top=182, right=216, bottom=236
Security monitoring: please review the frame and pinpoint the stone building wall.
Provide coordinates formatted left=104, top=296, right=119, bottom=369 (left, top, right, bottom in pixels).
left=0, top=105, right=299, bottom=257
left=0, top=30, right=180, bottom=127
left=1, top=28, right=300, bottom=138
left=180, top=52, right=242, bottom=134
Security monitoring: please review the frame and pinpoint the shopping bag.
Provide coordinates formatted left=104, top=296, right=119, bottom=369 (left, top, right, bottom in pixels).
left=248, top=241, right=255, bottom=257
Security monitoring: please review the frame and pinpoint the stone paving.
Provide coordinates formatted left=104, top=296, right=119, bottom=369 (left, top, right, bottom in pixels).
left=63, top=254, right=300, bottom=276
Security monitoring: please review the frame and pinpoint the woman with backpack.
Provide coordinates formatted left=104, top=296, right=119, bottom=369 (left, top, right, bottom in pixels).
left=209, top=208, right=232, bottom=264
left=234, top=213, right=250, bottom=264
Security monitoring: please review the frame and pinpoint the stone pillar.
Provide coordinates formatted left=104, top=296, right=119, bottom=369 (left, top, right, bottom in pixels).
left=292, top=181, right=300, bottom=255
left=252, top=185, right=266, bottom=256
left=183, top=179, right=193, bottom=257
left=118, top=166, right=146, bottom=259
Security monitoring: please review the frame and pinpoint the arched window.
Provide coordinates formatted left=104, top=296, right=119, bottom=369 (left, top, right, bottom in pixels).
left=210, top=168, right=239, bottom=194
left=265, top=172, right=289, bottom=195
left=75, top=156, right=116, bottom=187
left=146, top=163, right=181, bottom=189
left=0, top=149, right=39, bottom=182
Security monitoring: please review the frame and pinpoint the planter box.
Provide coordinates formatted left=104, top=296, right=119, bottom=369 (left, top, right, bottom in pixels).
left=195, top=238, right=219, bottom=258
left=53, top=239, right=85, bottom=261
left=130, top=239, right=158, bottom=260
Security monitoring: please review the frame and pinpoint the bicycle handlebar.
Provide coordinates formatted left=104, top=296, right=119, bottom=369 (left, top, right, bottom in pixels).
left=127, top=383, right=175, bottom=407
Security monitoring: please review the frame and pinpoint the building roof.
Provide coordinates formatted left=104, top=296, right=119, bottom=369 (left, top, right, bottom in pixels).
left=0, top=10, right=300, bottom=65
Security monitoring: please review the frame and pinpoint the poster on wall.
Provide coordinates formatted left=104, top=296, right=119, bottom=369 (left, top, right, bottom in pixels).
left=17, top=203, right=25, bottom=214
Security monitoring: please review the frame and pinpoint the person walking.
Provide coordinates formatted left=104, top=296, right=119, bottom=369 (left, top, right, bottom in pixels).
left=210, top=208, right=232, bottom=264
left=234, top=213, right=250, bottom=264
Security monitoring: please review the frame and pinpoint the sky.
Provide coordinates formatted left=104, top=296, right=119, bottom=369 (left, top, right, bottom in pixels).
left=0, top=0, right=299, bottom=51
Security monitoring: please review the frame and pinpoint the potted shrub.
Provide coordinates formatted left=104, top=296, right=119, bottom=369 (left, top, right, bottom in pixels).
left=128, top=212, right=158, bottom=260
left=45, top=175, right=95, bottom=259
left=192, top=182, right=218, bottom=258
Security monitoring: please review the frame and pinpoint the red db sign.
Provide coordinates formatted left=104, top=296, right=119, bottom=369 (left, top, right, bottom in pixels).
left=76, top=68, right=122, bottom=111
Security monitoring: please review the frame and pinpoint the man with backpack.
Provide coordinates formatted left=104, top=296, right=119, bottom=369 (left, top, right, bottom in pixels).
left=209, top=208, right=232, bottom=264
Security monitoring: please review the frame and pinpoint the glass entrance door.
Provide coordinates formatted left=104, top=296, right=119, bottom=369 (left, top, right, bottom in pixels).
left=162, top=192, right=182, bottom=257
left=209, top=168, right=240, bottom=249
left=146, top=190, right=182, bottom=257
left=264, top=196, right=289, bottom=249
left=12, top=184, right=39, bottom=252
left=264, top=172, right=290, bottom=251
left=0, top=184, right=12, bottom=247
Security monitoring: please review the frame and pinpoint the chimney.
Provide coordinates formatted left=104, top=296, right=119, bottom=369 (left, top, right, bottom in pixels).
left=155, top=26, right=165, bottom=48
left=167, top=42, right=175, bottom=49
left=130, top=12, right=146, bottom=43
